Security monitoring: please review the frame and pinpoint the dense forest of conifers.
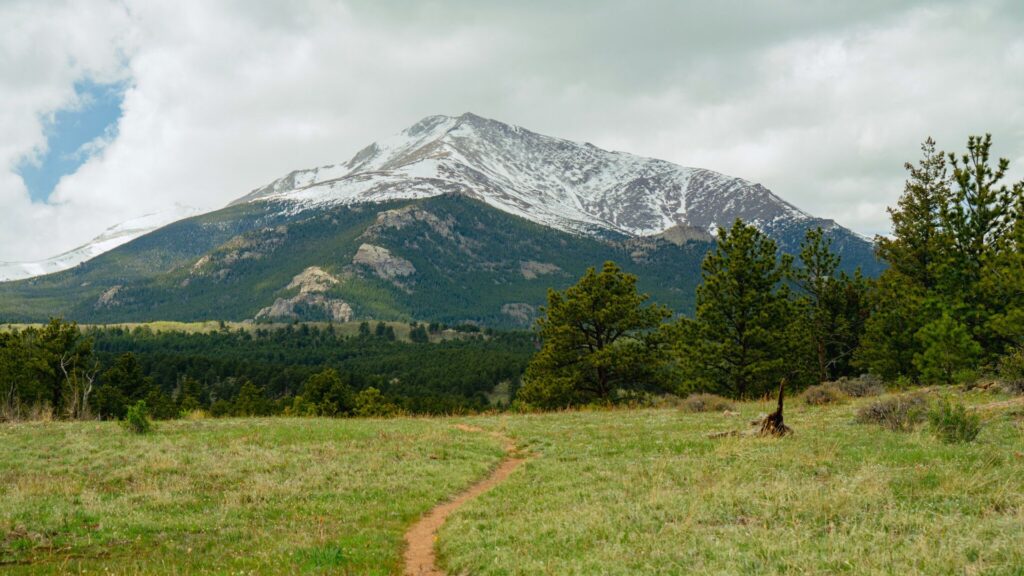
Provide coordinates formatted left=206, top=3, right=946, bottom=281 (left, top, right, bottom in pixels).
left=1, top=134, right=1022, bottom=421
left=0, top=322, right=534, bottom=420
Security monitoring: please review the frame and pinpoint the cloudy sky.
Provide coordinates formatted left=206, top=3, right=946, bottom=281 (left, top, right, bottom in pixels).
left=2, top=0, right=1022, bottom=262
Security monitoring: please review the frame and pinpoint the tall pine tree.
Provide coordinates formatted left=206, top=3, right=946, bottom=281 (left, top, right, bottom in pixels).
left=677, top=220, right=794, bottom=398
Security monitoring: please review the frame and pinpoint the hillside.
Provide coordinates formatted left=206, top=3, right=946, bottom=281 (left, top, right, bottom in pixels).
left=0, top=195, right=711, bottom=326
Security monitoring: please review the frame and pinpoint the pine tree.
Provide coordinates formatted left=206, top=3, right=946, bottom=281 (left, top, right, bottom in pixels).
left=876, top=138, right=950, bottom=290
left=791, top=228, right=869, bottom=382
left=517, top=261, right=671, bottom=408
left=679, top=220, right=793, bottom=398
left=914, top=313, right=982, bottom=384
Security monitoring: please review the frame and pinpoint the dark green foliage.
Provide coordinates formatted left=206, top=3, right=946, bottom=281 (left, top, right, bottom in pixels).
left=409, top=324, right=430, bottom=343
left=676, top=220, right=796, bottom=398
left=791, top=228, right=869, bottom=382
left=856, top=394, right=928, bottom=432
left=913, top=313, right=982, bottom=385
left=120, top=400, right=153, bottom=434
left=863, top=135, right=1024, bottom=382
left=233, top=380, right=270, bottom=416
left=927, top=397, right=981, bottom=443
left=0, top=318, right=97, bottom=420
left=88, top=324, right=533, bottom=416
left=298, top=368, right=354, bottom=416
left=517, top=262, right=671, bottom=408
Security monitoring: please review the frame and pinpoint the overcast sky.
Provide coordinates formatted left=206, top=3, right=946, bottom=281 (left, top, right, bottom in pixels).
left=2, top=0, right=1023, bottom=261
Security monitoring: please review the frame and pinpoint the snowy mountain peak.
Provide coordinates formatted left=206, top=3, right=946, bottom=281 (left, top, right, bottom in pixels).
left=232, top=113, right=839, bottom=242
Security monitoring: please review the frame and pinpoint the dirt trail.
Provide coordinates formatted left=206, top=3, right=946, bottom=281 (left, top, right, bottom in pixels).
left=403, top=424, right=525, bottom=576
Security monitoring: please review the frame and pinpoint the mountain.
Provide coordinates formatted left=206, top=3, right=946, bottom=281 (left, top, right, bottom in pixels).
left=0, top=205, right=200, bottom=282
left=0, top=113, right=880, bottom=326
left=232, top=112, right=877, bottom=267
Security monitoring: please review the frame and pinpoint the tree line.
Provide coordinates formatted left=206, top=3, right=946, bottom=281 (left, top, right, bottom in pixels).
left=0, top=321, right=534, bottom=421
left=519, top=135, right=1023, bottom=408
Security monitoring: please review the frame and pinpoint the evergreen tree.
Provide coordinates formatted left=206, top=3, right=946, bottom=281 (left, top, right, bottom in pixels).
left=914, top=313, right=982, bottom=384
left=677, top=220, right=794, bottom=398
left=876, top=137, right=950, bottom=290
left=300, top=368, right=354, bottom=416
left=517, top=262, right=671, bottom=408
left=791, top=228, right=869, bottom=382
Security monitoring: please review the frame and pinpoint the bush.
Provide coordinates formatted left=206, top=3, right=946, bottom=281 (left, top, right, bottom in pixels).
left=353, top=387, right=400, bottom=418
left=998, top=347, right=1024, bottom=395
left=832, top=374, right=885, bottom=398
left=856, top=394, right=928, bottom=432
left=913, top=313, right=981, bottom=385
left=682, top=393, right=734, bottom=413
left=121, top=401, right=153, bottom=434
left=927, top=397, right=981, bottom=443
left=801, top=383, right=849, bottom=406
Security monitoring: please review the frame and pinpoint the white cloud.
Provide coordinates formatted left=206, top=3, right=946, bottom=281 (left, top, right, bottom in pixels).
left=1, top=0, right=1023, bottom=260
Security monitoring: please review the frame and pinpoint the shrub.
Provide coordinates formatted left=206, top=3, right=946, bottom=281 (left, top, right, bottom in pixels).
left=682, top=393, right=734, bottom=413
left=927, top=397, right=981, bottom=443
left=832, top=374, right=885, bottom=398
left=913, top=313, right=981, bottom=385
left=353, top=387, right=400, bottom=418
left=802, top=383, right=849, bottom=406
left=121, top=401, right=153, bottom=434
left=998, top=347, right=1024, bottom=395
left=856, top=394, right=928, bottom=432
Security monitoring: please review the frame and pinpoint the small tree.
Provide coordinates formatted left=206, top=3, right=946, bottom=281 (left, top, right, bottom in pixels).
left=913, top=313, right=981, bottom=384
left=517, top=262, right=671, bottom=408
left=353, top=387, right=399, bottom=417
left=301, top=368, right=353, bottom=416
left=121, top=400, right=153, bottom=434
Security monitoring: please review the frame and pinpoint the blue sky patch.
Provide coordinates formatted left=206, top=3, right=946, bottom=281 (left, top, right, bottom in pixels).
left=16, top=80, right=125, bottom=202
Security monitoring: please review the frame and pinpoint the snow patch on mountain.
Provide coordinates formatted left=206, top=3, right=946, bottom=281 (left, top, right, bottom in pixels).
left=0, top=205, right=201, bottom=282
left=232, top=113, right=829, bottom=242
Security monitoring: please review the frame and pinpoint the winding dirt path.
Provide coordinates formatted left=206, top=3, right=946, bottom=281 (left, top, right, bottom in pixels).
left=403, top=424, right=525, bottom=576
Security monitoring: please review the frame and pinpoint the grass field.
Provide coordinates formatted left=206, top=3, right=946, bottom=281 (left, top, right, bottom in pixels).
left=3, top=390, right=1023, bottom=574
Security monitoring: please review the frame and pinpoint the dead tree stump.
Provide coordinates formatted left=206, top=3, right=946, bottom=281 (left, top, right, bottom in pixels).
left=758, top=379, right=792, bottom=437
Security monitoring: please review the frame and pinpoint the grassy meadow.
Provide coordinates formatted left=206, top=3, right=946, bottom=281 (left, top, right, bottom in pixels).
left=0, top=418, right=503, bottom=574
left=3, top=390, right=1023, bottom=574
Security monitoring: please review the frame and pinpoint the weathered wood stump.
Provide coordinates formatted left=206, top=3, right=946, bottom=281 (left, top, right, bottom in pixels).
left=757, top=379, right=792, bottom=437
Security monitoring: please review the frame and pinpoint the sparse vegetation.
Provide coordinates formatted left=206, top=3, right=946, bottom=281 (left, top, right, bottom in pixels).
left=856, top=393, right=928, bottom=431
left=927, top=396, right=981, bottom=443
left=120, top=400, right=152, bottom=434
left=681, top=393, right=735, bottom=413
left=801, top=382, right=848, bottom=405
left=831, top=373, right=885, bottom=397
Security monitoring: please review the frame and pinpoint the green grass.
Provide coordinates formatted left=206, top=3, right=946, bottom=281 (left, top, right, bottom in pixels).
left=3, top=391, right=1023, bottom=574
left=0, top=417, right=503, bottom=574
left=442, top=392, right=1024, bottom=575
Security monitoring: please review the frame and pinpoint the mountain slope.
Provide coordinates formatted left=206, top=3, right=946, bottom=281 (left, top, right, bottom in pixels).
left=0, top=195, right=710, bottom=326
left=0, top=206, right=200, bottom=282
left=232, top=112, right=878, bottom=271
